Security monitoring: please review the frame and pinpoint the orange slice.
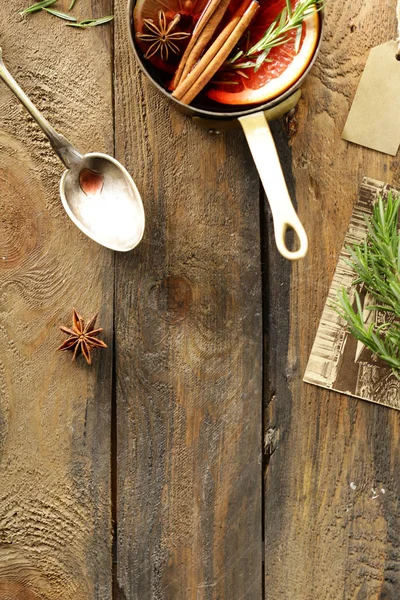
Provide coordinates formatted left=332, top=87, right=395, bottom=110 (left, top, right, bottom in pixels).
left=206, top=0, right=321, bottom=105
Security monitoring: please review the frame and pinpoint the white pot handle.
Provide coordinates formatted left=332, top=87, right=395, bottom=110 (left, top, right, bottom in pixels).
left=239, top=110, right=308, bottom=260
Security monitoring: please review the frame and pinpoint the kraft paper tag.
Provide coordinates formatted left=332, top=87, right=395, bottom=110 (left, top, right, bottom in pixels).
left=342, top=41, right=400, bottom=156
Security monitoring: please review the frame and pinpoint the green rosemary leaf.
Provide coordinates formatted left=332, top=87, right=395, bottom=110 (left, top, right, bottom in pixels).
left=279, top=7, right=287, bottom=29
left=229, top=50, right=244, bottom=63
left=390, top=281, right=400, bottom=302
left=20, top=0, right=57, bottom=15
left=376, top=322, right=392, bottom=333
left=355, top=290, right=363, bottom=317
left=370, top=331, right=386, bottom=355
left=44, top=7, right=77, bottom=21
left=379, top=197, right=386, bottom=228
left=231, top=60, right=258, bottom=69
left=67, top=15, right=114, bottom=27
left=366, top=305, right=393, bottom=312
left=254, top=49, right=269, bottom=72
left=69, top=0, right=77, bottom=9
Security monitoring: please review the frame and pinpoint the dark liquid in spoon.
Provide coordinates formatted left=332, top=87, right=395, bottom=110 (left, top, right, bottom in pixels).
left=80, top=168, right=105, bottom=198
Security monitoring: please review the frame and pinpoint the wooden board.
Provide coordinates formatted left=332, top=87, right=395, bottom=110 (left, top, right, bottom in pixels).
left=265, top=1, right=400, bottom=598
left=113, top=2, right=263, bottom=598
left=0, top=1, right=113, bottom=598
left=4, top=0, right=400, bottom=598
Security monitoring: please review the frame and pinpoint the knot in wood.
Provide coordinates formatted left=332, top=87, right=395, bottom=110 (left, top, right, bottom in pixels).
left=155, top=276, right=193, bottom=324
left=0, top=581, right=42, bottom=600
left=0, top=168, right=41, bottom=270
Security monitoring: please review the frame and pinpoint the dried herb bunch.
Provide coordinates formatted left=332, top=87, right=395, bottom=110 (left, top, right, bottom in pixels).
left=336, top=193, right=400, bottom=377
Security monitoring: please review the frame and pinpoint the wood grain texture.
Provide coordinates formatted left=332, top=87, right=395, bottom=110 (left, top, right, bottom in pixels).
left=0, top=1, right=113, bottom=598
left=113, top=1, right=262, bottom=598
left=265, top=1, right=400, bottom=598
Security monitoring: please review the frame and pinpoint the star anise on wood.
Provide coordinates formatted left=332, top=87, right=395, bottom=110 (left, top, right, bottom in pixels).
left=136, top=11, right=190, bottom=61
left=58, top=309, right=107, bottom=365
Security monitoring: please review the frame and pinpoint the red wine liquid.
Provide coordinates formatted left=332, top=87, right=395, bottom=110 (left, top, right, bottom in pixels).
left=80, top=168, right=105, bottom=198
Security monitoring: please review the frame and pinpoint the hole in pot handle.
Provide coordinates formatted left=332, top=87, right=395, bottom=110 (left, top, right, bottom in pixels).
left=239, top=110, right=308, bottom=260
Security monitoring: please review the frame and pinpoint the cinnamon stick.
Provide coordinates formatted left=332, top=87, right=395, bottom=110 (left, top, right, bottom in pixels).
left=171, top=0, right=232, bottom=90
left=173, top=0, right=252, bottom=99
left=172, top=0, right=259, bottom=105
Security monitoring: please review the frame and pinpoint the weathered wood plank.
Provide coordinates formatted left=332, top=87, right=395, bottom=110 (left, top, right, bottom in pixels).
left=113, top=1, right=263, bottom=597
left=265, top=1, right=400, bottom=598
left=0, top=1, right=113, bottom=598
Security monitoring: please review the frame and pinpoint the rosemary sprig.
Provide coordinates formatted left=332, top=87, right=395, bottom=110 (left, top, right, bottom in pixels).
left=231, top=0, right=324, bottom=72
left=67, top=15, right=114, bottom=28
left=44, top=7, right=77, bottom=21
left=20, top=0, right=57, bottom=15
left=334, top=192, right=400, bottom=377
left=20, top=1, right=114, bottom=28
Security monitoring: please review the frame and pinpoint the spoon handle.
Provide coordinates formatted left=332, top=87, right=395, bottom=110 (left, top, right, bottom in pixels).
left=0, top=48, right=82, bottom=169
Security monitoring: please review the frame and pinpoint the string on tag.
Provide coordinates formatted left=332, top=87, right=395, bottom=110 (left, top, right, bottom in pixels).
left=396, top=0, right=400, bottom=59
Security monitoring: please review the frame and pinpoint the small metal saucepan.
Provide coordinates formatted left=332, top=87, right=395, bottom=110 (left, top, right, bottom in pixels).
left=127, top=0, right=323, bottom=260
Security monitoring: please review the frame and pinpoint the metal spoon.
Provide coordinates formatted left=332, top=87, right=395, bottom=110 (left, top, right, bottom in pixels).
left=0, top=48, right=145, bottom=252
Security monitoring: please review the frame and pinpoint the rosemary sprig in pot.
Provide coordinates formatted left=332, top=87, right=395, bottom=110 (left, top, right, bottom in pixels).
left=335, top=192, right=400, bottom=377
left=231, top=0, right=324, bottom=72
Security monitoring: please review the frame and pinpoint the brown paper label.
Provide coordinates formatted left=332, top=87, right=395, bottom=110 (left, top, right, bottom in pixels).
left=342, top=41, right=400, bottom=156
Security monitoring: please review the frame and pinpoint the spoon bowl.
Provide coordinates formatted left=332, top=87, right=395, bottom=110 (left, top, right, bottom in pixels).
left=61, top=153, right=145, bottom=252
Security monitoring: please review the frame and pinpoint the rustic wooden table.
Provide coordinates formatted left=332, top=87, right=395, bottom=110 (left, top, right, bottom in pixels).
left=0, top=0, right=399, bottom=598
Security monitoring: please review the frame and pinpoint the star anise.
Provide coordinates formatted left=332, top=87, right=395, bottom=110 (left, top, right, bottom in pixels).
left=58, top=309, right=107, bottom=365
left=136, top=11, right=190, bottom=61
